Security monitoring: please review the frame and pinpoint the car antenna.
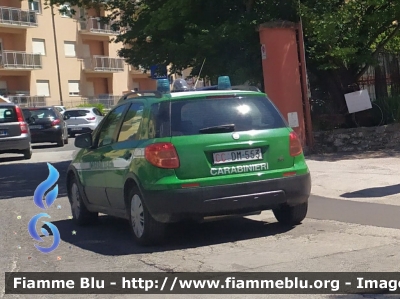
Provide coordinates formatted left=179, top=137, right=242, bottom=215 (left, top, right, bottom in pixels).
left=194, top=58, right=206, bottom=89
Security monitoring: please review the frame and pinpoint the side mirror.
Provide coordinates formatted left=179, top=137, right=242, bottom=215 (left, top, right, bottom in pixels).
left=75, top=133, right=92, bottom=149
left=63, top=114, right=70, bottom=120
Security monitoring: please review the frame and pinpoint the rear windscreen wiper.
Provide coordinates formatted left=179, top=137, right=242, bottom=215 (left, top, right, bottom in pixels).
left=199, top=124, right=235, bottom=134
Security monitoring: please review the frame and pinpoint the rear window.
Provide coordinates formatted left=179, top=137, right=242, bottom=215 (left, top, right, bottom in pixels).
left=148, top=96, right=287, bottom=138
left=25, top=108, right=56, bottom=119
left=64, top=110, right=90, bottom=117
left=92, top=109, right=102, bottom=116
left=0, top=107, right=17, bottom=123
left=148, top=102, right=171, bottom=138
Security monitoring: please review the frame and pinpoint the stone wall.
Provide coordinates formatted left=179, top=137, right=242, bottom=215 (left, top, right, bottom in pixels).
left=312, top=123, right=400, bottom=153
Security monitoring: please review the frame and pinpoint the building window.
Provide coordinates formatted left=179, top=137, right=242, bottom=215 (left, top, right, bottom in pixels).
left=29, top=0, right=40, bottom=13
left=68, top=80, right=80, bottom=96
left=36, top=80, right=50, bottom=97
left=32, top=39, right=46, bottom=56
left=64, top=41, right=76, bottom=57
left=60, top=3, right=72, bottom=18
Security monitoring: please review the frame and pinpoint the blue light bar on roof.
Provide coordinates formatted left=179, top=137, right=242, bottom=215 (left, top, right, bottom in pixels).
left=218, top=76, right=232, bottom=90
left=156, top=79, right=171, bottom=93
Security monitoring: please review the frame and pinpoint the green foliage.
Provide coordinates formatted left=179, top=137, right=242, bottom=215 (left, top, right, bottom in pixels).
left=76, top=103, right=105, bottom=114
left=300, top=0, right=400, bottom=75
left=374, top=96, right=400, bottom=123
left=40, top=0, right=400, bottom=110
left=42, top=0, right=298, bottom=85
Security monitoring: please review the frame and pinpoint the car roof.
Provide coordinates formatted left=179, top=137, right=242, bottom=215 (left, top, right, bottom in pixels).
left=169, top=90, right=259, bottom=99
left=122, top=89, right=263, bottom=103
left=0, top=103, right=16, bottom=107
left=65, top=107, right=94, bottom=111
left=23, top=106, right=55, bottom=109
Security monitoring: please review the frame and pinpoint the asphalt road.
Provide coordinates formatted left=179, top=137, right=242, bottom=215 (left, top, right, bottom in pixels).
left=1, top=140, right=400, bottom=299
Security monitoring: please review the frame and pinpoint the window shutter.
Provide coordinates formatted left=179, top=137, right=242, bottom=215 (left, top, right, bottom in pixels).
left=64, top=41, right=76, bottom=57
left=36, top=80, right=50, bottom=96
left=32, top=39, right=45, bottom=55
left=68, top=81, right=80, bottom=95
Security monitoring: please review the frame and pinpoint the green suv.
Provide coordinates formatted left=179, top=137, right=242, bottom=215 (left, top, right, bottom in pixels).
left=67, top=76, right=311, bottom=245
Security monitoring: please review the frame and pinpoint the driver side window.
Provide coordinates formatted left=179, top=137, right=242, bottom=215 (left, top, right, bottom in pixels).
left=96, top=104, right=128, bottom=147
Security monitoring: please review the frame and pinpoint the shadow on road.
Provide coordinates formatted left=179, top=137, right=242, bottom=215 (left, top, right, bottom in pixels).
left=0, top=155, right=25, bottom=163
left=327, top=292, right=393, bottom=298
left=32, top=143, right=60, bottom=150
left=0, top=160, right=70, bottom=199
left=307, top=149, right=400, bottom=162
left=341, top=184, right=400, bottom=198
left=52, top=215, right=295, bottom=255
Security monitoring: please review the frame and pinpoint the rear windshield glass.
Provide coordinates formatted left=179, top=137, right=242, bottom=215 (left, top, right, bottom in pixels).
left=0, top=107, right=17, bottom=123
left=64, top=110, right=90, bottom=117
left=24, top=108, right=56, bottom=119
left=167, top=96, right=287, bottom=137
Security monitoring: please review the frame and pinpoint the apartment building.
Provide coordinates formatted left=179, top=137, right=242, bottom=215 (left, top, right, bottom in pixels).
left=0, top=0, right=156, bottom=108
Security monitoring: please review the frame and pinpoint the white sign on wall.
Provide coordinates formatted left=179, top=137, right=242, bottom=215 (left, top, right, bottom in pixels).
left=344, top=89, right=372, bottom=113
left=261, top=44, right=266, bottom=60
left=288, top=112, right=299, bottom=128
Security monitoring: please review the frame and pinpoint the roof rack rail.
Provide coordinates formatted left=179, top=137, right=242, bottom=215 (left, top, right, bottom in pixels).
left=196, top=85, right=261, bottom=92
left=118, top=90, right=163, bottom=104
left=196, top=85, right=218, bottom=90
left=232, top=85, right=261, bottom=92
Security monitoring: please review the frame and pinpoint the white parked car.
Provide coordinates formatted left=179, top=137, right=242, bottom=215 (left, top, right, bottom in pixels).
left=54, top=105, right=67, bottom=114
left=64, top=107, right=104, bottom=137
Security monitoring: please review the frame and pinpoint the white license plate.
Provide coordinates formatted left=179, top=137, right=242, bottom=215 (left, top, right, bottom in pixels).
left=213, top=148, right=263, bottom=164
left=71, top=127, right=82, bottom=131
left=0, top=130, right=8, bottom=136
left=30, top=125, right=43, bottom=129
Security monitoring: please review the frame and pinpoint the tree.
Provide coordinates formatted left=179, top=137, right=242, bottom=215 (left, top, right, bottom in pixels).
left=42, top=0, right=400, bottom=113
left=300, top=0, right=400, bottom=112
left=42, top=0, right=297, bottom=85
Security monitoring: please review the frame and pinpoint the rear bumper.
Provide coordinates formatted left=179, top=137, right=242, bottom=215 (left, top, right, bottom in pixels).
left=30, top=127, right=62, bottom=143
left=67, top=124, right=96, bottom=134
left=0, top=135, right=30, bottom=153
left=142, top=173, right=311, bottom=223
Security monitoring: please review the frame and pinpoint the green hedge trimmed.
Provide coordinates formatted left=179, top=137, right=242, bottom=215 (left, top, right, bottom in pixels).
left=76, top=103, right=105, bottom=115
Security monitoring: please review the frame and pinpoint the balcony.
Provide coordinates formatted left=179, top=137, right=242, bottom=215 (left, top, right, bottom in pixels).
left=0, top=6, right=38, bottom=28
left=79, top=17, right=119, bottom=35
left=0, top=51, right=42, bottom=70
left=83, top=56, right=125, bottom=72
left=130, top=65, right=148, bottom=74
left=9, top=95, right=47, bottom=107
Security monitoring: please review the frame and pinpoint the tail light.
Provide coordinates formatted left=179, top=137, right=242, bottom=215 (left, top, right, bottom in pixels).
left=86, top=117, right=96, bottom=121
left=289, top=131, right=303, bottom=157
left=15, top=106, right=28, bottom=134
left=51, top=119, right=61, bottom=126
left=145, top=142, right=180, bottom=169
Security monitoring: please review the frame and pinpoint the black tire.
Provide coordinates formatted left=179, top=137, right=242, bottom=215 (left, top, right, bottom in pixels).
left=273, top=202, right=308, bottom=225
left=22, top=147, right=32, bottom=160
left=127, top=187, right=166, bottom=246
left=68, top=175, right=98, bottom=226
left=56, top=134, right=64, bottom=147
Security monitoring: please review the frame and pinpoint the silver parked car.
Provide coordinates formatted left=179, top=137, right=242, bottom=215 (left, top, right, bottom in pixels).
left=0, top=103, right=32, bottom=159
left=64, top=107, right=104, bottom=137
left=54, top=105, right=67, bottom=114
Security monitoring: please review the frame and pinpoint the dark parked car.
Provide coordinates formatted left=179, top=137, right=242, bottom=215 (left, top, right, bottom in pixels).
left=22, top=106, right=69, bottom=147
left=0, top=103, right=32, bottom=159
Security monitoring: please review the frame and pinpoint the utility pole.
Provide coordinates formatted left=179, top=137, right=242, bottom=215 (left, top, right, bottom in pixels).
left=50, top=5, right=64, bottom=106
